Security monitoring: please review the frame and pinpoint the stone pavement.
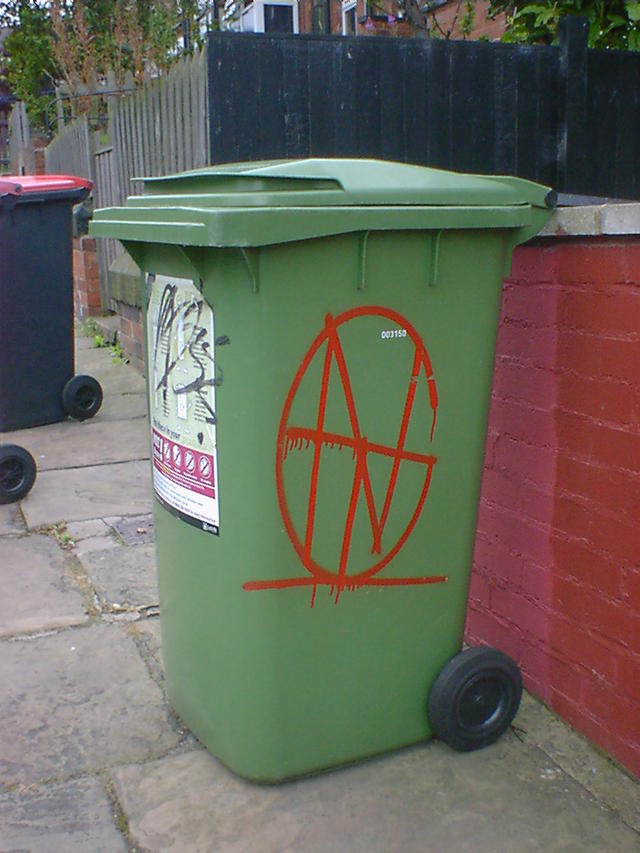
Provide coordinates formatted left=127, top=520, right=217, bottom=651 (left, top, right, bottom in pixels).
left=1, top=334, right=639, bottom=853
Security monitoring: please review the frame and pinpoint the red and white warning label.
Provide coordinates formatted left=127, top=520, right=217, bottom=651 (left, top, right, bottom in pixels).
left=147, top=274, right=220, bottom=533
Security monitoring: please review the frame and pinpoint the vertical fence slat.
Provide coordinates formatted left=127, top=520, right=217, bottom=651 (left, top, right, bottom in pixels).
left=116, top=99, right=129, bottom=202
left=159, top=75, right=169, bottom=175
left=183, top=55, right=193, bottom=170
left=152, top=78, right=162, bottom=175
left=135, top=89, right=145, bottom=180
left=124, top=95, right=135, bottom=194
left=175, top=59, right=185, bottom=173
left=200, top=43, right=210, bottom=168
left=140, top=82, right=150, bottom=176
left=190, top=45, right=200, bottom=167
left=168, top=68, right=179, bottom=173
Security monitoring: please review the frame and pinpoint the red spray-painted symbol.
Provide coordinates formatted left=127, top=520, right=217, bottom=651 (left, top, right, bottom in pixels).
left=243, top=306, right=447, bottom=606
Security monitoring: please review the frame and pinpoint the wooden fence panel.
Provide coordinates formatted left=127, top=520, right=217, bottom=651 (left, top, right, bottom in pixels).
left=0, top=111, right=9, bottom=171
left=93, top=145, right=120, bottom=309
left=205, top=30, right=640, bottom=199
left=105, top=46, right=211, bottom=203
left=8, top=102, right=32, bottom=174
left=44, top=115, right=93, bottom=180
left=587, top=49, right=640, bottom=199
left=90, top=45, right=209, bottom=307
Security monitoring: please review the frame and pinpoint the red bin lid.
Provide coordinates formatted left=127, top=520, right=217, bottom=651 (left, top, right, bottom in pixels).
left=5, top=174, right=93, bottom=193
left=0, top=178, right=23, bottom=198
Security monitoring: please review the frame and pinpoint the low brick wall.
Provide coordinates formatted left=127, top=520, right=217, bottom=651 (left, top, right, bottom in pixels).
left=113, top=300, right=144, bottom=374
left=72, top=236, right=102, bottom=320
left=467, top=205, right=640, bottom=780
left=103, top=252, right=145, bottom=374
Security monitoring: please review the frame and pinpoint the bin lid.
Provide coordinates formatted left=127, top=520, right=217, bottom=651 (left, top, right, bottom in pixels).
left=0, top=178, right=22, bottom=198
left=90, top=158, right=555, bottom=248
left=1, top=174, right=93, bottom=205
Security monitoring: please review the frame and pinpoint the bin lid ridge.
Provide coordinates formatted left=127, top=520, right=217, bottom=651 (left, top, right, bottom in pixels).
left=91, top=158, right=554, bottom=248
left=132, top=158, right=552, bottom=211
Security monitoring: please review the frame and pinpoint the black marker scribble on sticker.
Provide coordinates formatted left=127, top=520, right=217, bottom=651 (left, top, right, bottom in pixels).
left=154, top=283, right=219, bottom=425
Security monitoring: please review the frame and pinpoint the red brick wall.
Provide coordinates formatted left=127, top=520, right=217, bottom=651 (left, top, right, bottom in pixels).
left=114, top=300, right=145, bottom=375
left=72, top=236, right=102, bottom=320
left=466, top=238, right=640, bottom=780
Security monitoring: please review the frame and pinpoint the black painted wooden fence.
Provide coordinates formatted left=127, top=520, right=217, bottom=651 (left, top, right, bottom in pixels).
left=207, top=19, right=640, bottom=199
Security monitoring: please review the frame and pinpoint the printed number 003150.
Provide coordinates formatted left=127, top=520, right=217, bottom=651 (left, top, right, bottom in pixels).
left=380, top=329, right=407, bottom=340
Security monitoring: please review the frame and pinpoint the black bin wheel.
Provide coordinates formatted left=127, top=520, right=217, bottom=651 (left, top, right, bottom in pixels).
left=0, top=444, right=37, bottom=504
left=427, top=646, right=522, bottom=752
left=62, top=374, right=103, bottom=421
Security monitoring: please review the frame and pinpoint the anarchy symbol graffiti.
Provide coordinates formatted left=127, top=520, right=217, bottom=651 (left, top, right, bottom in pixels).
left=244, top=306, right=448, bottom=606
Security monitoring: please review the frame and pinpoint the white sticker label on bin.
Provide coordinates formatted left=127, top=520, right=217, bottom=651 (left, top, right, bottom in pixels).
left=147, top=274, right=220, bottom=534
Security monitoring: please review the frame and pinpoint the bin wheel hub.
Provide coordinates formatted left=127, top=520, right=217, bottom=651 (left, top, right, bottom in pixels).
left=457, top=675, right=505, bottom=730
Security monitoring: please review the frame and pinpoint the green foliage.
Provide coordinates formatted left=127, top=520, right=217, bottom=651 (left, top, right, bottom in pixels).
left=490, top=0, right=640, bottom=49
left=3, top=1, right=212, bottom=133
left=460, top=0, right=477, bottom=35
left=2, top=2, right=58, bottom=132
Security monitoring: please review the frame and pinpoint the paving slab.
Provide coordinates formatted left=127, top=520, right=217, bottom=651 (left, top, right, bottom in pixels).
left=112, top=736, right=640, bottom=853
left=20, top=460, right=152, bottom=528
left=516, top=692, right=640, bottom=832
left=109, top=513, right=155, bottom=545
left=0, top=775, right=127, bottom=853
left=76, top=345, right=123, bottom=371
left=0, top=535, right=87, bottom=638
left=78, top=361, right=146, bottom=397
left=0, top=502, right=26, bottom=536
left=80, top=543, right=158, bottom=610
left=96, top=392, right=148, bottom=423
left=65, top=519, right=111, bottom=541
left=0, top=623, right=180, bottom=789
left=74, top=534, right=120, bottom=558
left=73, top=533, right=120, bottom=562
left=0, top=418, right=149, bottom=472
left=75, top=335, right=94, bottom=351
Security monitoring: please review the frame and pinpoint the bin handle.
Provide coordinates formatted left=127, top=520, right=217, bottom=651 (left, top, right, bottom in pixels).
left=358, top=231, right=370, bottom=290
left=426, top=230, right=441, bottom=287
left=358, top=230, right=441, bottom=290
left=240, top=247, right=260, bottom=293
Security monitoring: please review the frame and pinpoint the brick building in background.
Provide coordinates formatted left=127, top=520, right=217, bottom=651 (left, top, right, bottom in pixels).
left=223, top=0, right=505, bottom=40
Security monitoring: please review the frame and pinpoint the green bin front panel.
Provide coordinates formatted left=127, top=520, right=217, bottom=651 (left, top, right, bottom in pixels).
left=138, top=226, right=509, bottom=781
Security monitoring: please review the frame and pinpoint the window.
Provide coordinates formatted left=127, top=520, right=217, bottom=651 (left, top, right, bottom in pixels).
left=264, top=3, right=294, bottom=31
left=239, top=0, right=299, bottom=33
left=342, top=0, right=357, bottom=35
left=312, top=0, right=330, bottom=33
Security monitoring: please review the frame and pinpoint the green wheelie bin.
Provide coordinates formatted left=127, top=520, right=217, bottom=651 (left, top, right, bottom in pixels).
left=91, top=159, right=554, bottom=781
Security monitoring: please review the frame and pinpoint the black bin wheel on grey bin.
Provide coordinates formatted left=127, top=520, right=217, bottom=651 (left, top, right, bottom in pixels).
left=62, top=374, right=103, bottom=421
left=0, top=444, right=37, bottom=504
left=427, top=646, right=522, bottom=752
